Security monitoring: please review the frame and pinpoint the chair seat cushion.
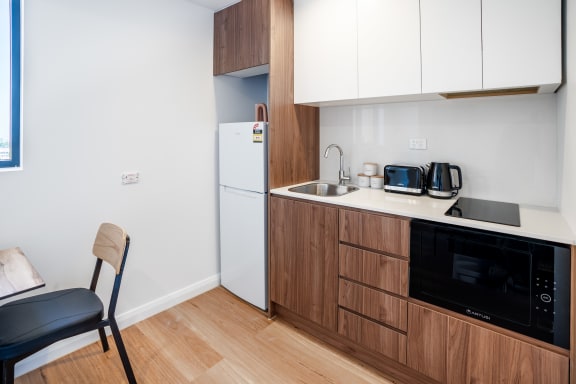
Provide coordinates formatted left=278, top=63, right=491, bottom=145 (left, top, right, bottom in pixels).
left=0, top=288, right=104, bottom=356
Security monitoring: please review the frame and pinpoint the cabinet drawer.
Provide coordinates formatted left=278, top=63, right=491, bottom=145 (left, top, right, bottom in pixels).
left=339, top=279, right=407, bottom=331
left=338, top=308, right=407, bottom=364
left=339, top=209, right=409, bottom=257
left=339, top=244, right=408, bottom=296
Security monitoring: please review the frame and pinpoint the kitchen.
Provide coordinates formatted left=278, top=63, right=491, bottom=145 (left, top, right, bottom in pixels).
left=0, top=0, right=575, bottom=382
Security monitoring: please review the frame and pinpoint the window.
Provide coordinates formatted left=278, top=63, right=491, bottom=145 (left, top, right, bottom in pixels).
left=0, top=0, right=21, bottom=170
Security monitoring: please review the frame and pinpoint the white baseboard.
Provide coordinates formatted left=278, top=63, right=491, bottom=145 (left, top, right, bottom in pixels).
left=15, top=274, right=221, bottom=377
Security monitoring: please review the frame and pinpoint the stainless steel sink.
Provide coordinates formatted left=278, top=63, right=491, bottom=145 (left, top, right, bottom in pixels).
left=288, top=182, right=359, bottom=197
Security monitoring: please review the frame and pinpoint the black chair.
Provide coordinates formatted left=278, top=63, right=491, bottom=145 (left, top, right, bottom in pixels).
left=0, top=223, right=137, bottom=384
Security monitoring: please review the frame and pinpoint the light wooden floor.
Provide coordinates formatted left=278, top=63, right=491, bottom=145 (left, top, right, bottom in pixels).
left=16, top=287, right=398, bottom=384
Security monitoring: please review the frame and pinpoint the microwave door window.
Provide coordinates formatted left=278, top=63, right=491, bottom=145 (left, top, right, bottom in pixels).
left=415, top=229, right=533, bottom=327
left=449, top=238, right=532, bottom=326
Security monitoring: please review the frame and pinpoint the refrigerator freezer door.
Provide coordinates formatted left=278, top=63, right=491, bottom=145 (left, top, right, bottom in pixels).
left=219, top=122, right=267, bottom=193
left=219, top=185, right=267, bottom=310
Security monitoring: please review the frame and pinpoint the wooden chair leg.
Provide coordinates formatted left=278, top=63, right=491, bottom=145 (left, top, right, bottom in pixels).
left=109, top=319, right=137, bottom=384
left=98, top=327, right=110, bottom=352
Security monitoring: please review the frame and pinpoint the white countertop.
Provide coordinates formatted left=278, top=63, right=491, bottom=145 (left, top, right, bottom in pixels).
left=271, top=181, right=576, bottom=245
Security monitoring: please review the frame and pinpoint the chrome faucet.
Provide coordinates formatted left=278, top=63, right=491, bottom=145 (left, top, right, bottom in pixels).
left=323, top=144, right=350, bottom=185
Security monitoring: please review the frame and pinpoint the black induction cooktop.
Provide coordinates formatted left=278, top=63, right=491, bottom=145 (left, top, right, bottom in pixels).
left=444, top=197, right=521, bottom=227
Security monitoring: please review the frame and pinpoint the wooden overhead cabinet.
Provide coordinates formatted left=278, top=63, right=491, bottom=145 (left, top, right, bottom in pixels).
left=213, top=0, right=270, bottom=75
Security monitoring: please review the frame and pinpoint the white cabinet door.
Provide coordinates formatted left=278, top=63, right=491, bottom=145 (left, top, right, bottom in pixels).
left=358, top=0, right=421, bottom=98
left=420, top=0, right=482, bottom=93
left=482, top=0, right=561, bottom=91
left=294, top=0, right=358, bottom=104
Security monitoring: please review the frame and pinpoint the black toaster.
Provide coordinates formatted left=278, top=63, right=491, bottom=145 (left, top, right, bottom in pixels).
left=383, top=164, right=427, bottom=195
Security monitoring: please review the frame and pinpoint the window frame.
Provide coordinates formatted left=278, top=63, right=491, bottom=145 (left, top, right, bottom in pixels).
left=1, top=0, right=22, bottom=170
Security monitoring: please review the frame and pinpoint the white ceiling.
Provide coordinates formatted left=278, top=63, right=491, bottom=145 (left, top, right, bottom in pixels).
left=188, top=0, right=240, bottom=11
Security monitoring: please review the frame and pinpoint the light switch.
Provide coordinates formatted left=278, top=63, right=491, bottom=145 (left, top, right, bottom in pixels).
left=409, top=138, right=427, bottom=150
left=121, top=171, right=139, bottom=185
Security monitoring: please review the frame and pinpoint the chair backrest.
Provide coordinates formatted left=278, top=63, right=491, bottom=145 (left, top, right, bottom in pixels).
left=92, top=223, right=127, bottom=275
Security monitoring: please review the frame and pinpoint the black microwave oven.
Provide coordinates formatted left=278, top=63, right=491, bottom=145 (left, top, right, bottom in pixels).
left=409, top=219, right=571, bottom=349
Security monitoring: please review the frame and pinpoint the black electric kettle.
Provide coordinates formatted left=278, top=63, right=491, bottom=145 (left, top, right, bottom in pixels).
left=427, top=162, right=462, bottom=199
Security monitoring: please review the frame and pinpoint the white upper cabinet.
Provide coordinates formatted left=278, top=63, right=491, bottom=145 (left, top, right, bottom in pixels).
left=294, top=0, right=561, bottom=105
left=482, top=0, right=561, bottom=91
left=294, top=0, right=358, bottom=104
left=420, top=0, right=482, bottom=94
left=358, top=0, right=421, bottom=98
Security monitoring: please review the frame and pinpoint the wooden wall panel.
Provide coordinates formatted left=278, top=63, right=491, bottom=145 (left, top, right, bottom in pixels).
left=269, top=0, right=319, bottom=188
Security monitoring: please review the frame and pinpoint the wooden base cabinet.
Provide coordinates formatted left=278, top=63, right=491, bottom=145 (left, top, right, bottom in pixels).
left=407, top=303, right=569, bottom=384
left=337, top=209, right=410, bottom=364
left=270, top=196, right=339, bottom=331
left=338, top=308, right=407, bottom=364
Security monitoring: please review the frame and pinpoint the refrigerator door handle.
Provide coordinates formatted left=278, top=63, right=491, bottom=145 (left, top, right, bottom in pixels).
left=222, top=185, right=264, bottom=197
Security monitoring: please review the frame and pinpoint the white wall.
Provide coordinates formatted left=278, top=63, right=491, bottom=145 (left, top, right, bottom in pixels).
left=214, top=74, right=268, bottom=123
left=320, top=94, right=559, bottom=207
left=0, top=0, right=220, bottom=373
left=559, top=0, right=576, bottom=232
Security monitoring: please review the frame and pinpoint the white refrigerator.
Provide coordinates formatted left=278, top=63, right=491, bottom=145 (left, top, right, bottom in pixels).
left=218, top=122, right=268, bottom=310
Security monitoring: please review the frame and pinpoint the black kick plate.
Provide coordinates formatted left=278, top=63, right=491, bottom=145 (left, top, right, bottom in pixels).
left=445, top=197, right=521, bottom=227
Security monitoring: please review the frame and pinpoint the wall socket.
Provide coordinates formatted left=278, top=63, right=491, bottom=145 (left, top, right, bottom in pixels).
left=121, top=171, right=140, bottom=185
left=409, top=138, right=427, bottom=150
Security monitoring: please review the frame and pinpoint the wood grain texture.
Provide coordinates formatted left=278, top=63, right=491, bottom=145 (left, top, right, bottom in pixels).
left=213, top=0, right=269, bottom=75
left=213, top=4, right=237, bottom=75
left=269, top=196, right=339, bottom=331
left=214, top=0, right=320, bottom=188
left=406, top=303, right=448, bottom=383
left=447, top=316, right=569, bottom=384
left=339, top=244, right=408, bottom=296
left=338, top=279, right=407, bottom=331
left=238, top=0, right=270, bottom=71
left=276, top=304, right=441, bottom=384
left=339, top=209, right=410, bottom=257
left=338, top=308, right=407, bottom=364
left=407, top=303, right=569, bottom=384
left=268, top=0, right=319, bottom=188
left=17, top=288, right=398, bottom=384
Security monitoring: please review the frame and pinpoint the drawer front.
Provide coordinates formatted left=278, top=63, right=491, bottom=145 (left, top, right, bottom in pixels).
left=338, top=308, right=407, bottom=364
left=339, top=244, right=408, bottom=296
left=339, top=209, right=410, bottom=257
left=339, top=279, right=407, bottom=331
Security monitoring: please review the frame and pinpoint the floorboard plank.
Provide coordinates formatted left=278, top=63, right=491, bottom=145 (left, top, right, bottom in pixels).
left=16, top=287, right=397, bottom=384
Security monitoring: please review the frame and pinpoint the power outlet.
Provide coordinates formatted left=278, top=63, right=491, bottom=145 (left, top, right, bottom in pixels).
left=409, top=138, right=427, bottom=150
left=121, top=171, right=140, bottom=185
